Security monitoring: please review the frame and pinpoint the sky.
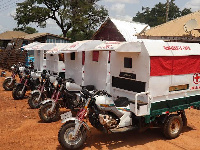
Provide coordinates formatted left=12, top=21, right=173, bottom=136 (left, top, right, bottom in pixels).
left=0, top=0, right=200, bottom=35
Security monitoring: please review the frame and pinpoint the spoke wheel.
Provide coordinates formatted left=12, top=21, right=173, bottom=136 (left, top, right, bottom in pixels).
left=58, top=122, right=87, bottom=149
left=38, top=102, right=60, bottom=123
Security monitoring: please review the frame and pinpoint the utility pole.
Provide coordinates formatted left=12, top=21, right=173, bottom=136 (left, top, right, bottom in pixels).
left=166, top=0, right=170, bottom=22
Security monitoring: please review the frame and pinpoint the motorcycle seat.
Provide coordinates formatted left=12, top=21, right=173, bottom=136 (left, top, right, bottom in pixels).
left=82, top=85, right=96, bottom=91
left=114, top=97, right=130, bottom=107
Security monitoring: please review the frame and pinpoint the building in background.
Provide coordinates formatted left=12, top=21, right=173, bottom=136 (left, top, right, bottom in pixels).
left=137, top=11, right=200, bottom=42
left=92, top=18, right=150, bottom=42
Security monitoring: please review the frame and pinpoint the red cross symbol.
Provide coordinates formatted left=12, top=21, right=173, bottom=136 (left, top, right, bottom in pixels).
left=193, top=73, right=200, bottom=84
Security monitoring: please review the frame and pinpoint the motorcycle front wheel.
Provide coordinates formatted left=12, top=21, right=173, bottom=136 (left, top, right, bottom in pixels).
left=58, top=122, right=87, bottom=150
left=28, top=92, right=44, bottom=109
left=12, top=84, right=26, bottom=100
left=3, top=78, right=16, bottom=91
left=38, top=102, right=60, bottom=123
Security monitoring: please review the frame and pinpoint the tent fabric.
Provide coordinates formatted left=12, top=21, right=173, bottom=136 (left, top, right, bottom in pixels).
left=150, top=56, right=200, bottom=76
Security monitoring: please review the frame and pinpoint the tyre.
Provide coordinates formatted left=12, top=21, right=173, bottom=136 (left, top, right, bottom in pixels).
left=28, top=92, right=44, bottom=109
left=38, top=102, right=60, bottom=123
left=12, top=84, right=26, bottom=100
left=3, top=78, right=15, bottom=91
left=163, top=115, right=183, bottom=139
left=58, top=122, right=87, bottom=150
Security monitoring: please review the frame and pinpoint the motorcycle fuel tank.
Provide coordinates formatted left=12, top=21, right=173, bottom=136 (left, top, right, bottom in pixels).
left=65, top=82, right=82, bottom=91
left=95, top=95, right=115, bottom=106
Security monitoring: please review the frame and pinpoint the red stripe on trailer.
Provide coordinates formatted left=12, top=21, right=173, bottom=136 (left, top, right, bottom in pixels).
left=82, top=51, right=85, bottom=65
left=93, top=51, right=99, bottom=62
left=150, top=56, right=200, bottom=76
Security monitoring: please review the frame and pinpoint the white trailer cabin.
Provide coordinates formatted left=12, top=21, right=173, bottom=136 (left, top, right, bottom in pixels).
left=46, top=43, right=73, bottom=77
left=85, top=41, right=133, bottom=92
left=23, top=42, right=57, bottom=71
left=107, top=39, right=200, bottom=122
left=60, top=40, right=103, bottom=86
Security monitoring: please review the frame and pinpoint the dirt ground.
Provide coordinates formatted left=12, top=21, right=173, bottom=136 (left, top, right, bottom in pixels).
left=0, top=69, right=200, bottom=150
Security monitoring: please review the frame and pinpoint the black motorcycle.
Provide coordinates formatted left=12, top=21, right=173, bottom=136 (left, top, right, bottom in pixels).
left=38, top=77, right=95, bottom=123
left=12, top=68, right=40, bottom=100
left=3, top=63, right=23, bottom=91
left=28, top=70, right=55, bottom=109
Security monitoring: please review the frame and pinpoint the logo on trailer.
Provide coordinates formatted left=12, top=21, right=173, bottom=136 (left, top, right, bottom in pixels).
left=193, top=73, right=200, bottom=84
left=163, top=46, right=191, bottom=51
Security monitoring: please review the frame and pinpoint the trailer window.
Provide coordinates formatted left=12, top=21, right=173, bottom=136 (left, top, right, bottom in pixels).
left=71, top=52, right=75, bottom=60
left=59, top=53, right=64, bottom=61
left=124, top=57, right=132, bottom=68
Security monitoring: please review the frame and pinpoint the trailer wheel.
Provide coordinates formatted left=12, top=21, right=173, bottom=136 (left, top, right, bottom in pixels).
left=163, top=115, right=183, bottom=139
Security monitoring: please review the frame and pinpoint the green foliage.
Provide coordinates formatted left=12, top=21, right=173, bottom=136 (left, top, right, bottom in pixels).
left=66, top=30, right=95, bottom=42
left=14, top=0, right=108, bottom=37
left=13, top=26, right=38, bottom=34
left=133, top=0, right=192, bottom=27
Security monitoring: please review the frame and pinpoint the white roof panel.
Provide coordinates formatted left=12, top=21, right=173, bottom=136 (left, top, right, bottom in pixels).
left=142, top=39, right=200, bottom=56
left=67, top=40, right=104, bottom=51
left=167, top=42, right=200, bottom=56
left=22, top=42, right=40, bottom=50
left=47, top=43, right=73, bottom=54
left=93, top=41, right=141, bottom=52
left=111, top=18, right=150, bottom=42
left=28, top=43, right=57, bottom=50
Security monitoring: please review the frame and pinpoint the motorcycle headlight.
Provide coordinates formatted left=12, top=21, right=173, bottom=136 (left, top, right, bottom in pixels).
left=53, top=80, right=58, bottom=88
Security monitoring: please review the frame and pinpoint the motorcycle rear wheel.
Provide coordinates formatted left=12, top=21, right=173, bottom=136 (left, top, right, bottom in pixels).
left=38, top=102, right=60, bottom=123
left=58, top=122, right=87, bottom=150
left=3, top=78, right=15, bottom=91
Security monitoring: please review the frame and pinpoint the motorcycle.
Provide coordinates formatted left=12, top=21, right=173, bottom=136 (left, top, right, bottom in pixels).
left=12, top=68, right=40, bottom=100
left=38, top=77, right=95, bottom=123
left=58, top=90, right=144, bottom=149
left=3, top=63, right=24, bottom=91
left=28, top=70, right=55, bottom=109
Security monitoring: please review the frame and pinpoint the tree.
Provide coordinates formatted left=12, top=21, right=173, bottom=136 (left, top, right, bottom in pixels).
left=66, top=30, right=95, bottom=42
left=14, top=0, right=108, bottom=37
left=133, top=0, right=192, bottom=27
left=13, top=26, right=38, bottom=34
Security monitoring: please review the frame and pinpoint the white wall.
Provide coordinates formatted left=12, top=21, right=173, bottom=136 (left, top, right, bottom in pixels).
left=65, top=52, right=83, bottom=85
left=84, top=51, right=110, bottom=91
left=46, top=53, right=65, bottom=73
left=110, top=43, right=150, bottom=102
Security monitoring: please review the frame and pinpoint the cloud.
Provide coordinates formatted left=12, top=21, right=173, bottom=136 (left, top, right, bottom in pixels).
left=104, top=0, right=139, bottom=4
left=8, top=9, right=16, bottom=17
left=111, top=3, right=125, bottom=14
left=185, top=0, right=200, bottom=11
left=114, top=15, right=133, bottom=21
left=0, top=25, right=7, bottom=33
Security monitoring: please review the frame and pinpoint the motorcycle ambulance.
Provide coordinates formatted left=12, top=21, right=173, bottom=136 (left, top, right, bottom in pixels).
left=58, top=39, right=200, bottom=149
